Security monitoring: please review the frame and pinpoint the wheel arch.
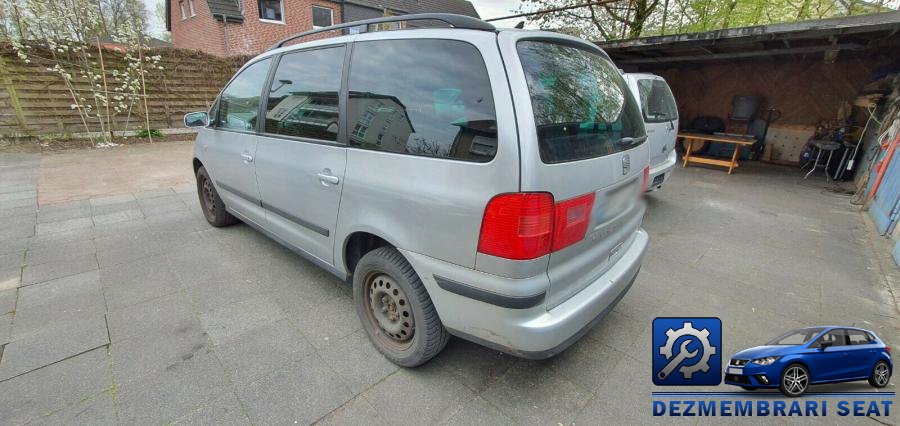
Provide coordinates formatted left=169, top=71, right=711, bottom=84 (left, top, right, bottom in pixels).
left=193, top=157, right=203, bottom=175
left=342, top=230, right=400, bottom=278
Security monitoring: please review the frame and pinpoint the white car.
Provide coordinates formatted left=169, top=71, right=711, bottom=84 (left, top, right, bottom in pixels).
left=624, top=73, right=679, bottom=191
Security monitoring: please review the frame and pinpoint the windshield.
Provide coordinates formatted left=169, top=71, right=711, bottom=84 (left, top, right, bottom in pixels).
left=637, top=78, right=678, bottom=123
left=517, top=40, right=645, bottom=164
left=766, top=328, right=826, bottom=345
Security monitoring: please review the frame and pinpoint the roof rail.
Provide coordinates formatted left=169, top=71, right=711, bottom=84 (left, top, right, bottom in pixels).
left=267, top=13, right=496, bottom=51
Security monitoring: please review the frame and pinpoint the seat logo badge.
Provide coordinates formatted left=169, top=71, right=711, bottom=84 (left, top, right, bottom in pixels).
left=653, top=318, right=722, bottom=386
left=622, top=154, right=630, bottom=175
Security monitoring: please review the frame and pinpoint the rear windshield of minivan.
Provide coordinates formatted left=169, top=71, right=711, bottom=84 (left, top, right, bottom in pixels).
left=637, top=78, right=678, bottom=123
left=517, top=41, right=645, bottom=164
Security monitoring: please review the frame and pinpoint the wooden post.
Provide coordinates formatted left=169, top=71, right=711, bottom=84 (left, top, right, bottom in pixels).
left=0, top=57, right=27, bottom=132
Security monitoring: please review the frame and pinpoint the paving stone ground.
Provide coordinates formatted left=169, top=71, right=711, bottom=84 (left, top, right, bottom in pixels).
left=0, top=145, right=897, bottom=425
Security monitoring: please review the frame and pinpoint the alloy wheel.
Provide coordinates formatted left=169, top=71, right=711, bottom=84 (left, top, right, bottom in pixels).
left=365, top=273, right=415, bottom=347
left=875, top=363, right=890, bottom=386
left=783, top=366, right=808, bottom=395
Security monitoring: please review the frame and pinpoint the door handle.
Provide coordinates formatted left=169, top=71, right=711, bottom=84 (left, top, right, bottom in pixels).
left=241, top=153, right=254, bottom=164
left=844, top=353, right=851, bottom=357
left=317, top=172, right=340, bottom=185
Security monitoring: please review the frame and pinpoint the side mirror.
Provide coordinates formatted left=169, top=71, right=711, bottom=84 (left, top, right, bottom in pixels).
left=819, top=341, right=834, bottom=349
left=184, top=111, right=209, bottom=128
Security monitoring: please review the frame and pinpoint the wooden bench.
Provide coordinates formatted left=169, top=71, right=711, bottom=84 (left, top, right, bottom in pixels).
left=679, top=132, right=756, bottom=175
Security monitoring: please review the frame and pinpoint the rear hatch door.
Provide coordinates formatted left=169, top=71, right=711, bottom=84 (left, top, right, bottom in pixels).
left=500, top=32, right=649, bottom=309
left=632, top=75, right=679, bottom=167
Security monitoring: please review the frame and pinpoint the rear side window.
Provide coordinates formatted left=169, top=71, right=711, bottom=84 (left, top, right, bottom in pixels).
left=216, top=58, right=272, bottom=132
left=264, top=46, right=345, bottom=142
left=637, top=79, right=678, bottom=123
left=848, top=329, right=873, bottom=345
left=347, top=39, right=497, bottom=162
left=518, top=41, right=644, bottom=163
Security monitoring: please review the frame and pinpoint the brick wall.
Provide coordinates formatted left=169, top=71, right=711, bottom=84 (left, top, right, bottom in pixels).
left=171, top=0, right=343, bottom=57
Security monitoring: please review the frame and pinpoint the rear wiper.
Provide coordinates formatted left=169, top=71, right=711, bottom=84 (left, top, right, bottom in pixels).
left=616, top=135, right=648, bottom=145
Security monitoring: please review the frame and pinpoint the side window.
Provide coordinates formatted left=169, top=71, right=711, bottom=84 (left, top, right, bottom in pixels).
left=848, top=329, right=872, bottom=345
left=347, top=39, right=497, bottom=162
left=216, top=58, right=272, bottom=132
left=263, top=46, right=345, bottom=141
left=636, top=79, right=678, bottom=123
left=816, top=329, right=848, bottom=347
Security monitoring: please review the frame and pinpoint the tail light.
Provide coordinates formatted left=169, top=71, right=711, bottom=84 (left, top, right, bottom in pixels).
left=887, top=346, right=891, bottom=355
left=478, top=192, right=597, bottom=260
left=551, top=193, right=596, bottom=252
left=478, top=193, right=554, bottom=260
left=640, top=166, right=650, bottom=192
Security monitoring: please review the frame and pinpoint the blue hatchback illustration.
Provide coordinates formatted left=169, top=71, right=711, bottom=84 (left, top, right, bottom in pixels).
left=724, top=326, right=892, bottom=397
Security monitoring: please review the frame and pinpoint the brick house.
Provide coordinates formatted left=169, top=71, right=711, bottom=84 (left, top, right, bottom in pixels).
left=166, top=0, right=481, bottom=57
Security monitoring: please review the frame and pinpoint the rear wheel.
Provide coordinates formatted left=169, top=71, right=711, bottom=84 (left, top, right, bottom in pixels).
left=869, top=361, right=890, bottom=388
left=353, top=247, right=449, bottom=367
left=196, top=166, right=239, bottom=227
left=779, top=364, right=809, bottom=397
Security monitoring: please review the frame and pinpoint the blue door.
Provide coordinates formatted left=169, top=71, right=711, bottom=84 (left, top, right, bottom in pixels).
left=869, top=148, right=900, bottom=234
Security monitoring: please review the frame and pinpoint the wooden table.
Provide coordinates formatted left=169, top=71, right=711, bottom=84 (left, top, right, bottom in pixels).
left=679, top=132, right=756, bottom=175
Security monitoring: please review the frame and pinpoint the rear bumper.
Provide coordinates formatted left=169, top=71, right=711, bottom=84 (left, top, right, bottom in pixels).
left=400, top=228, right=649, bottom=359
left=647, top=151, right=677, bottom=191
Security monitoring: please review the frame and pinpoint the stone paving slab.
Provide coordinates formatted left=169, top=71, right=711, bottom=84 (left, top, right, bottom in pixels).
left=0, top=315, right=109, bottom=381
left=0, top=347, right=111, bottom=426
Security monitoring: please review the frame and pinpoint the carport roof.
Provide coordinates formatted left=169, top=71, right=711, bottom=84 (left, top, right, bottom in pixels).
left=597, top=11, right=900, bottom=65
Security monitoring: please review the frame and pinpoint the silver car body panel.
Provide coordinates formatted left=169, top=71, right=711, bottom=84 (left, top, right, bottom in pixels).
left=193, top=26, right=649, bottom=357
left=624, top=73, right=679, bottom=190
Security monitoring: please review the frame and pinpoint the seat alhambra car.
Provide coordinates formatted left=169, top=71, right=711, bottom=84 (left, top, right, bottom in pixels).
left=184, top=14, right=650, bottom=366
left=623, top=73, right=678, bottom=191
left=725, top=326, right=892, bottom=397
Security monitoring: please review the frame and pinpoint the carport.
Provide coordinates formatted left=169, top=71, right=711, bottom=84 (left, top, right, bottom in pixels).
left=597, top=11, right=900, bottom=255
left=597, top=11, right=899, bottom=184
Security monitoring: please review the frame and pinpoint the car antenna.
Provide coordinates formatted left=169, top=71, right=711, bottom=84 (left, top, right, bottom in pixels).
left=851, top=322, right=855, bottom=327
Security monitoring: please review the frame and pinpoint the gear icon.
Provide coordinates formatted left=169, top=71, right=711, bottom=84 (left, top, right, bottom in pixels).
left=658, top=322, right=717, bottom=379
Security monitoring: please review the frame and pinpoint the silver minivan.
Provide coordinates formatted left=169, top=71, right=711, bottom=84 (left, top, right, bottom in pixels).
left=624, top=73, right=679, bottom=191
left=184, top=14, right=650, bottom=366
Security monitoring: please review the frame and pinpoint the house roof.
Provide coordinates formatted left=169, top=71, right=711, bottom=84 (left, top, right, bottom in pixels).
left=345, top=0, right=480, bottom=18
left=596, top=11, right=900, bottom=66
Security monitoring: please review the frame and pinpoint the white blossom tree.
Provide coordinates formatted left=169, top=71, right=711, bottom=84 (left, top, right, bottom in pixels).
left=1, top=0, right=162, bottom=146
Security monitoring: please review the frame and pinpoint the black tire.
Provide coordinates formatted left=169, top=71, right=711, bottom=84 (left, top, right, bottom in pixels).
left=869, top=360, right=891, bottom=388
left=740, top=386, right=757, bottom=391
left=196, top=166, right=239, bottom=227
left=779, top=363, right=810, bottom=397
left=353, top=246, right=449, bottom=367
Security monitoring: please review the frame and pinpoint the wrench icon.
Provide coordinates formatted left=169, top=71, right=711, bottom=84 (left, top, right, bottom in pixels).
left=657, top=339, right=698, bottom=380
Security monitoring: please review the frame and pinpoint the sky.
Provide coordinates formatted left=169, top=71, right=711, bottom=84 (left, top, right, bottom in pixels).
left=141, top=0, right=536, bottom=37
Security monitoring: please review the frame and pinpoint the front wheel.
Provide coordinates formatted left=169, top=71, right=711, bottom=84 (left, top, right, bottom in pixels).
left=196, top=166, right=239, bottom=227
left=779, top=364, right=810, bottom=397
left=869, top=361, right=891, bottom=388
left=353, top=247, right=449, bottom=367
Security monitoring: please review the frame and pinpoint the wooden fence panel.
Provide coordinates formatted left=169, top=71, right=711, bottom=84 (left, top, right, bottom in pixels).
left=0, top=43, right=251, bottom=142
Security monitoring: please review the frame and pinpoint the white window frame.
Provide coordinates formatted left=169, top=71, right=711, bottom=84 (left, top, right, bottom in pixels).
left=179, top=0, right=187, bottom=20
left=258, top=0, right=285, bottom=24
left=188, top=0, right=196, bottom=17
left=312, top=5, right=333, bottom=29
